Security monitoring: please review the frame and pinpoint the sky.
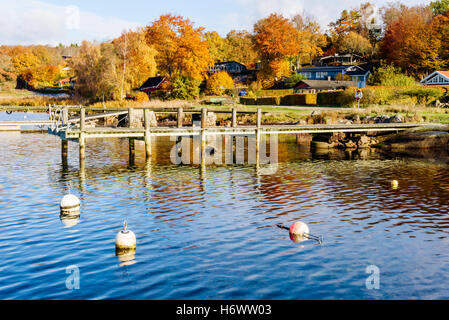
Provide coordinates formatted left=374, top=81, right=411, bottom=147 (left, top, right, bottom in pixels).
left=0, top=0, right=434, bottom=46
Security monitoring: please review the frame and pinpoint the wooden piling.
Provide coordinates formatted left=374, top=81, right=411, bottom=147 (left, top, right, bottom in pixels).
left=129, top=138, right=135, bottom=161
left=256, top=108, right=262, bottom=155
left=144, top=108, right=152, bottom=158
left=79, top=107, right=86, bottom=161
left=201, top=108, right=207, bottom=163
left=177, top=107, right=183, bottom=128
left=232, top=108, right=237, bottom=128
left=62, top=140, right=68, bottom=162
left=62, top=106, right=68, bottom=126
left=128, top=108, right=134, bottom=128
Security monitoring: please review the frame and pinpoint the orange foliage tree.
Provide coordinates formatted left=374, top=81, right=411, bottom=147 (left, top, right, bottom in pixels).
left=145, top=14, right=213, bottom=80
left=381, top=5, right=443, bottom=77
left=253, top=14, right=301, bottom=86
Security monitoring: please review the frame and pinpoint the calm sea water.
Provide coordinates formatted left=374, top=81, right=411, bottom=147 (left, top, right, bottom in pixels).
left=1, top=112, right=449, bottom=300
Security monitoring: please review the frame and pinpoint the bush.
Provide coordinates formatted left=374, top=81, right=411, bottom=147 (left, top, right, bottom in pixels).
left=369, top=62, right=418, bottom=86
left=259, top=89, right=293, bottom=97
left=284, top=73, right=306, bottom=88
left=256, top=96, right=280, bottom=105
left=317, top=91, right=346, bottom=106
left=280, top=94, right=317, bottom=105
left=240, top=97, right=257, bottom=105
left=134, top=91, right=150, bottom=102
left=170, top=76, right=201, bottom=100
left=205, top=72, right=234, bottom=95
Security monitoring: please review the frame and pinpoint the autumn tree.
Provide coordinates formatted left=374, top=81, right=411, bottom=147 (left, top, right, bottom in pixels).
left=253, top=14, right=301, bottom=86
left=205, top=71, right=234, bottom=95
left=380, top=5, right=442, bottom=77
left=291, top=12, right=326, bottom=67
left=431, top=0, right=449, bottom=15
left=113, top=28, right=158, bottom=99
left=225, top=30, right=259, bottom=67
left=71, top=41, right=121, bottom=101
left=145, top=14, right=213, bottom=80
left=205, top=31, right=229, bottom=62
left=339, top=31, right=373, bottom=57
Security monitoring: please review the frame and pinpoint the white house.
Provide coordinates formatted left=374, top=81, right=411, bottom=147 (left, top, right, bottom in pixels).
left=421, top=71, right=449, bottom=86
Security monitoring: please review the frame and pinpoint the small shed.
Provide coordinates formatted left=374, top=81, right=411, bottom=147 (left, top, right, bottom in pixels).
left=138, top=76, right=166, bottom=94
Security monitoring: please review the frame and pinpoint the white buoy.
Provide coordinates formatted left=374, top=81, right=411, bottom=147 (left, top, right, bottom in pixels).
left=115, top=221, right=136, bottom=255
left=60, top=216, right=80, bottom=228
left=60, top=194, right=80, bottom=216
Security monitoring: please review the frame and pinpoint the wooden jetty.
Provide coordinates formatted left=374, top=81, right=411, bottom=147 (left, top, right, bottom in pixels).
left=41, top=106, right=442, bottom=166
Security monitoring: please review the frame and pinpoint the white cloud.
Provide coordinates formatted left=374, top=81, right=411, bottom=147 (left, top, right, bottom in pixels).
left=0, top=0, right=139, bottom=46
left=227, top=0, right=432, bottom=33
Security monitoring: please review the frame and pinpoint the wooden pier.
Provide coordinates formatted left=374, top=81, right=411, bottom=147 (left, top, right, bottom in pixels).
left=42, top=106, right=442, bottom=166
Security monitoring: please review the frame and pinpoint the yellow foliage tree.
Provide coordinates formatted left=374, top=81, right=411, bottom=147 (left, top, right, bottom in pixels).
left=205, top=71, right=234, bottom=95
left=113, top=28, right=158, bottom=98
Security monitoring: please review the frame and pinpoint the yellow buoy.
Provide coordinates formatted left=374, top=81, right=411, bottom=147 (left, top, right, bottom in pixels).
left=391, top=180, right=399, bottom=188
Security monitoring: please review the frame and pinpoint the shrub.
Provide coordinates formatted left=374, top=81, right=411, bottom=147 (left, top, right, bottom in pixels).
left=284, top=73, right=306, bottom=88
left=256, top=96, right=280, bottom=105
left=205, top=71, right=235, bottom=95
left=170, top=76, right=201, bottom=100
left=134, top=91, right=150, bottom=102
left=369, top=62, right=418, bottom=86
left=280, top=94, right=317, bottom=105
left=259, top=89, right=293, bottom=97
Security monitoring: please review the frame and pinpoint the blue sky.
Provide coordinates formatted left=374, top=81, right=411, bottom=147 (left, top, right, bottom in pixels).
left=0, top=0, right=433, bottom=46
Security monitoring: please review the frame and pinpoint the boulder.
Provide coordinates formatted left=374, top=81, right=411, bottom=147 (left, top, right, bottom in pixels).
left=382, top=131, right=449, bottom=150
left=386, top=114, right=404, bottom=123
left=357, top=135, right=371, bottom=148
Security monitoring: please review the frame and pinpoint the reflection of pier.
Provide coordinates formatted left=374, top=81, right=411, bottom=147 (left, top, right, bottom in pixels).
left=45, top=106, right=439, bottom=166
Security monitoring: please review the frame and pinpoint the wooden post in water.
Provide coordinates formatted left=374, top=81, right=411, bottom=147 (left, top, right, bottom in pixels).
left=177, top=107, right=183, bottom=128
left=128, top=108, right=134, bottom=128
left=62, top=106, right=68, bottom=126
left=61, top=140, right=68, bottom=163
left=128, top=107, right=135, bottom=163
left=232, top=108, right=237, bottom=128
left=79, top=107, right=86, bottom=161
left=48, top=105, right=52, bottom=121
left=144, top=108, right=152, bottom=159
left=201, top=108, right=207, bottom=165
left=256, top=108, right=262, bottom=158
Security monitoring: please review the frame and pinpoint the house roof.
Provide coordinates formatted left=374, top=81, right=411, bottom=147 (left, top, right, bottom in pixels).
left=298, top=65, right=365, bottom=73
left=421, top=71, right=449, bottom=84
left=345, top=69, right=371, bottom=76
left=214, top=61, right=245, bottom=67
left=294, top=80, right=356, bottom=90
left=139, top=76, right=165, bottom=91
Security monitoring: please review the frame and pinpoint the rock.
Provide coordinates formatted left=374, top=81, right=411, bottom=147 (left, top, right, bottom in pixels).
left=345, top=140, right=357, bottom=149
left=357, top=135, right=371, bottom=148
left=353, top=115, right=361, bottom=124
left=329, top=132, right=346, bottom=144
left=375, top=115, right=390, bottom=123
left=206, top=112, right=217, bottom=127
left=386, top=114, right=404, bottom=123
left=311, top=110, right=322, bottom=116
left=296, top=120, right=307, bottom=125
left=382, top=131, right=449, bottom=150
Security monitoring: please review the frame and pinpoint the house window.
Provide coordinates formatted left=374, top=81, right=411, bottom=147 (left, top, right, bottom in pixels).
left=316, top=72, right=328, bottom=79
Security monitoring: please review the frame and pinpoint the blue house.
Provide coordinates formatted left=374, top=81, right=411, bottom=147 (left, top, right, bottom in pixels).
left=297, top=65, right=370, bottom=88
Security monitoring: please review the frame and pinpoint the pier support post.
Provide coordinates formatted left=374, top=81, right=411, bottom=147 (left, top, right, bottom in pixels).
left=201, top=108, right=207, bottom=165
left=177, top=107, right=183, bottom=128
left=256, top=108, right=262, bottom=156
left=79, top=107, right=86, bottom=161
left=232, top=108, right=237, bottom=128
left=62, top=139, right=68, bottom=163
left=129, top=138, right=136, bottom=164
left=144, top=108, right=152, bottom=159
left=128, top=108, right=134, bottom=128
left=62, top=106, right=68, bottom=126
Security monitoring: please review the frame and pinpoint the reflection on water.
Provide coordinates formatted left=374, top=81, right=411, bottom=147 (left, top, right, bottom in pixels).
left=1, top=133, right=449, bottom=299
